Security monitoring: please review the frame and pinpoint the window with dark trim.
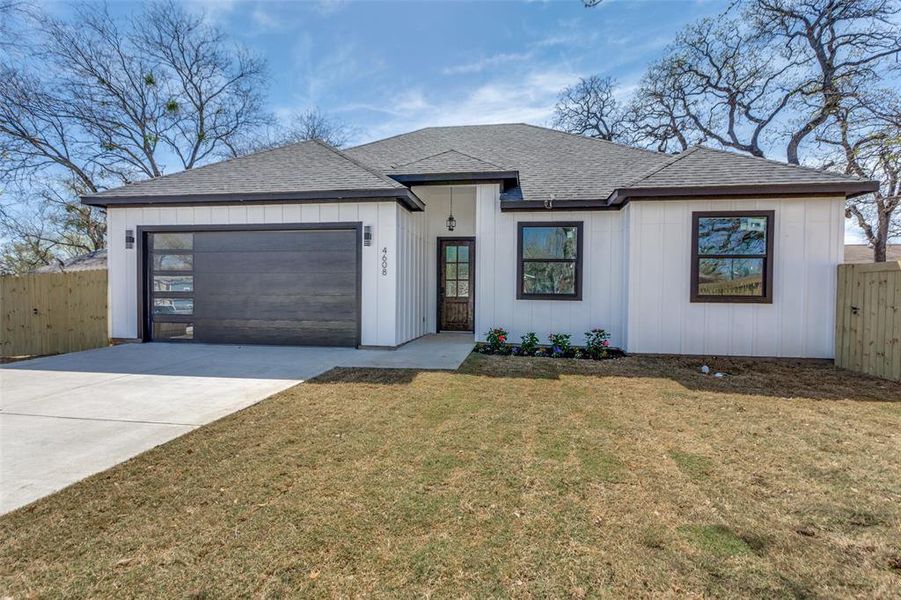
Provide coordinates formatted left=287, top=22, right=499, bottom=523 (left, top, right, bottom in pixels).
left=517, top=221, right=583, bottom=300
left=148, top=232, right=195, bottom=340
left=691, top=211, right=774, bottom=304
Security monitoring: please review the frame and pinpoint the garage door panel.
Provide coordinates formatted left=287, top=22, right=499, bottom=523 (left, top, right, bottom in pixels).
left=194, top=319, right=357, bottom=346
left=194, top=250, right=357, bottom=274
left=195, top=230, right=356, bottom=253
left=149, top=227, right=359, bottom=347
left=194, top=271, right=356, bottom=296
left=195, top=294, right=358, bottom=321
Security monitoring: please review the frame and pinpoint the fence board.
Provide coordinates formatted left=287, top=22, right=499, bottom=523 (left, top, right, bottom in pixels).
left=1, top=270, right=108, bottom=357
left=835, top=262, right=901, bottom=382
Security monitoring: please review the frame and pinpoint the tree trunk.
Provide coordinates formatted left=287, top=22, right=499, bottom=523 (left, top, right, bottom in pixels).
left=874, top=214, right=890, bottom=262
left=873, top=240, right=886, bottom=262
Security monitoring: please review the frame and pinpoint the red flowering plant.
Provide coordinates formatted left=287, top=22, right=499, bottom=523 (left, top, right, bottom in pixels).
left=484, top=327, right=510, bottom=354
left=584, top=328, right=611, bottom=359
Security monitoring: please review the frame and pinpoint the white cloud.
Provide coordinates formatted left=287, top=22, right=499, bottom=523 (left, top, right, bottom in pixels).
left=186, top=0, right=239, bottom=25
left=355, top=68, right=580, bottom=142
left=251, top=4, right=282, bottom=30
left=313, top=0, right=348, bottom=16
left=443, top=52, right=533, bottom=75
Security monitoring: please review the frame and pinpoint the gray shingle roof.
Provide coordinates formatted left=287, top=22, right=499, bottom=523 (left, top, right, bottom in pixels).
left=83, top=123, right=878, bottom=210
left=83, top=140, right=407, bottom=202
left=347, top=123, right=668, bottom=202
left=844, top=244, right=901, bottom=263
left=386, top=149, right=508, bottom=175
left=629, top=145, right=868, bottom=189
left=32, top=249, right=107, bottom=273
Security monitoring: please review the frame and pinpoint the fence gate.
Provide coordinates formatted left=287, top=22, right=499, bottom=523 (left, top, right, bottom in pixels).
left=835, top=261, right=901, bottom=382
left=1, top=270, right=108, bottom=358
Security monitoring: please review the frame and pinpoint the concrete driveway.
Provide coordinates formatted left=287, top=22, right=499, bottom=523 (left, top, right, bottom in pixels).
left=0, top=334, right=472, bottom=514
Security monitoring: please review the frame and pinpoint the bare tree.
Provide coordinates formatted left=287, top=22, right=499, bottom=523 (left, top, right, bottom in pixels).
left=637, top=18, right=802, bottom=159
left=583, top=0, right=901, bottom=260
left=232, top=108, right=358, bottom=156
left=749, top=0, right=901, bottom=165
left=819, top=93, right=901, bottom=261
left=552, top=75, right=623, bottom=141
left=0, top=1, right=269, bottom=272
left=624, top=63, right=697, bottom=153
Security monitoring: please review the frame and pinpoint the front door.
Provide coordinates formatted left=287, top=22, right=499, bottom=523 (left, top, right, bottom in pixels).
left=438, top=239, right=475, bottom=331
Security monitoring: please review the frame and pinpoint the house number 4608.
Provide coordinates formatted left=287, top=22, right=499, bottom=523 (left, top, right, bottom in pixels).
left=381, top=247, right=388, bottom=276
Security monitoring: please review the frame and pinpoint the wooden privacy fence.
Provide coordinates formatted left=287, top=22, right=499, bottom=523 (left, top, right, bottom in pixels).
left=835, top=261, right=901, bottom=382
left=1, top=270, right=108, bottom=357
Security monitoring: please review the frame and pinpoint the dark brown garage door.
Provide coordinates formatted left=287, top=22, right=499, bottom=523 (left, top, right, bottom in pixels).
left=146, top=227, right=360, bottom=346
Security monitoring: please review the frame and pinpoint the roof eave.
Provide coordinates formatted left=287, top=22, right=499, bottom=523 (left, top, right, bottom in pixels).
left=388, top=171, right=519, bottom=186
left=81, top=187, right=426, bottom=211
left=500, top=199, right=614, bottom=212
left=609, top=180, right=880, bottom=204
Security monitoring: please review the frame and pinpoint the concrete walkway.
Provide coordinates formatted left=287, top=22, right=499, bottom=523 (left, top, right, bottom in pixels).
left=0, top=334, right=473, bottom=514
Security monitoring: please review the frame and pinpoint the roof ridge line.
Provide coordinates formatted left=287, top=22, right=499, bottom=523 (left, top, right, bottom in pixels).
left=516, top=122, right=669, bottom=157
left=447, top=148, right=507, bottom=170
left=310, top=139, right=405, bottom=189
left=622, top=146, right=703, bottom=188
left=392, top=148, right=507, bottom=171
left=345, top=125, right=436, bottom=152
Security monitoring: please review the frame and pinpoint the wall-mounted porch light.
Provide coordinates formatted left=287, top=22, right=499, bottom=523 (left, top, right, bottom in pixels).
left=125, top=229, right=134, bottom=249
left=363, top=225, right=372, bottom=246
left=446, top=188, right=456, bottom=232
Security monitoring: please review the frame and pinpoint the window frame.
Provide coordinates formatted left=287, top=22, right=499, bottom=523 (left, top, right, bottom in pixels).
left=690, top=210, right=775, bottom=304
left=516, top=221, right=584, bottom=301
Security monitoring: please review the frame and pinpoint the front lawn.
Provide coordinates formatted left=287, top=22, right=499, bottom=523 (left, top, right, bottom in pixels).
left=2, top=354, right=900, bottom=597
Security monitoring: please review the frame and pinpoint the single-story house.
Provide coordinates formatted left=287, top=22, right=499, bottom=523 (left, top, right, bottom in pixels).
left=32, top=249, right=108, bottom=273
left=82, top=123, right=877, bottom=357
left=844, top=244, right=901, bottom=264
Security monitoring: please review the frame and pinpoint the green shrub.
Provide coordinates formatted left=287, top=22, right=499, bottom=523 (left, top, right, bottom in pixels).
left=519, top=332, right=540, bottom=355
left=584, top=328, right=611, bottom=359
left=547, top=333, right=572, bottom=357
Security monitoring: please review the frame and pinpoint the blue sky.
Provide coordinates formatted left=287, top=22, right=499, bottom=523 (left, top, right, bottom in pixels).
left=44, top=0, right=869, bottom=242
left=171, top=0, right=726, bottom=144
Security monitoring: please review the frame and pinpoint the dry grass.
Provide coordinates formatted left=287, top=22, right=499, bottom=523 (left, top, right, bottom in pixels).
left=1, top=354, right=900, bottom=598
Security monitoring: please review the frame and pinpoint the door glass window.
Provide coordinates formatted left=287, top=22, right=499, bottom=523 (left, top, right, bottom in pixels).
left=444, top=243, right=471, bottom=299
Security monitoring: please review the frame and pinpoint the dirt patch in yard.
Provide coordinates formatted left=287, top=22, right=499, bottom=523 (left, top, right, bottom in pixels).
left=1, top=354, right=899, bottom=598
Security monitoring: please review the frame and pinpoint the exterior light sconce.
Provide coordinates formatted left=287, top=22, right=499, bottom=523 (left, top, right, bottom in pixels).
left=125, top=229, right=135, bottom=249
left=363, top=225, right=372, bottom=246
left=446, top=188, right=456, bottom=232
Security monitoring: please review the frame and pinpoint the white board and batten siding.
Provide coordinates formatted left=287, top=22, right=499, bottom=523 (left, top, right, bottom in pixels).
left=475, top=186, right=844, bottom=358
left=106, top=202, right=400, bottom=347
left=624, top=197, right=845, bottom=358
left=474, top=184, right=628, bottom=349
left=108, top=187, right=845, bottom=358
left=412, top=186, right=477, bottom=336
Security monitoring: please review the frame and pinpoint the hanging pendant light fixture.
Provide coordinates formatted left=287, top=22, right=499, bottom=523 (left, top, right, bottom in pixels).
left=446, top=187, right=457, bottom=231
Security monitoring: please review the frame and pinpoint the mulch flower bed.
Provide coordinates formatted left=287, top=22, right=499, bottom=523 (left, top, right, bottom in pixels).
left=476, top=327, right=625, bottom=360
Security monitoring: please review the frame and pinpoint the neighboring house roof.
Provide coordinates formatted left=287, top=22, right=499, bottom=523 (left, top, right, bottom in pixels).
left=82, top=123, right=878, bottom=211
left=82, top=140, right=424, bottom=210
left=32, top=249, right=107, bottom=273
left=844, top=244, right=901, bottom=263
